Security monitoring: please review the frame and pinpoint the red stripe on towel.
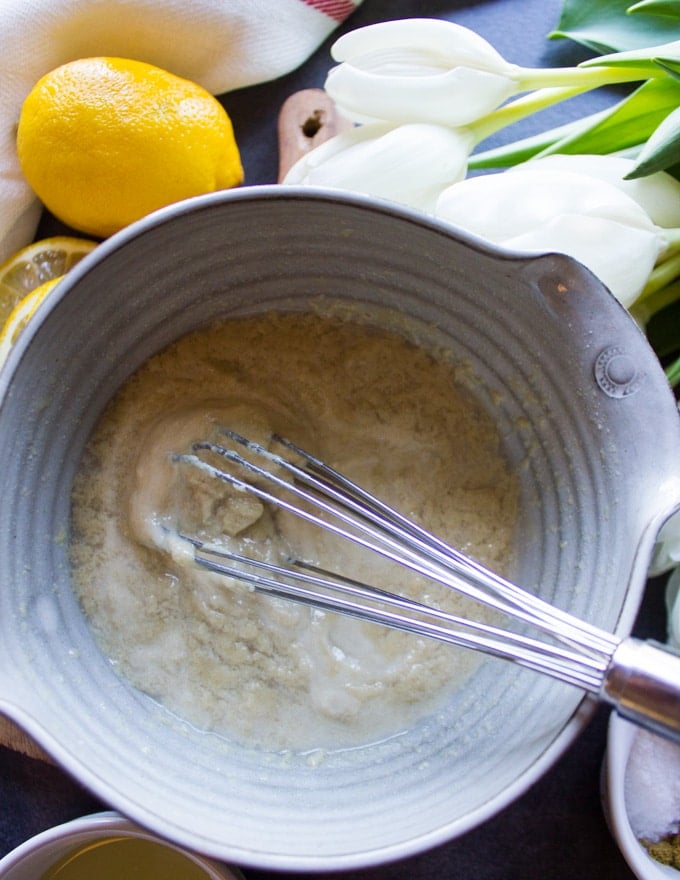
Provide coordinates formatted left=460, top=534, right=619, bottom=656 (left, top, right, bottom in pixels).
left=299, top=0, right=358, bottom=23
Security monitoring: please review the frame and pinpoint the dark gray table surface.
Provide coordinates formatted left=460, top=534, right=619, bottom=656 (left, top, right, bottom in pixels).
left=4, top=1, right=669, bottom=877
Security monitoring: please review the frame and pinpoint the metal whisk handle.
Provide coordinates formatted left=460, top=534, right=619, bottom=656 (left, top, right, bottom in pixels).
left=604, top=639, right=680, bottom=741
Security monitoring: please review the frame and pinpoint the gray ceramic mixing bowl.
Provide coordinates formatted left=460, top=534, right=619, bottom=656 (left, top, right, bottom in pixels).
left=0, top=187, right=679, bottom=871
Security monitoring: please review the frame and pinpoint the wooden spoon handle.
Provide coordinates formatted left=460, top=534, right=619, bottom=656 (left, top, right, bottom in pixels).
left=0, top=714, right=51, bottom=761
left=277, top=88, right=352, bottom=183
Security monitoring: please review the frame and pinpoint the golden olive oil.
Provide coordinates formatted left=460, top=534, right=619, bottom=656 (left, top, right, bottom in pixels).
left=40, top=836, right=212, bottom=879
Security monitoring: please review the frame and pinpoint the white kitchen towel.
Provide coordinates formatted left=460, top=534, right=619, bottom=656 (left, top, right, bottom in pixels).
left=0, top=0, right=362, bottom=262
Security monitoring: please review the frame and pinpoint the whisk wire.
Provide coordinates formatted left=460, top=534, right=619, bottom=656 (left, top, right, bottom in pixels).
left=184, top=429, right=617, bottom=659
left=274, top=433, right=617, bottom=654
left=188, top=540, right=608, bottom=690
left=174, top=429, right=680, bottom=743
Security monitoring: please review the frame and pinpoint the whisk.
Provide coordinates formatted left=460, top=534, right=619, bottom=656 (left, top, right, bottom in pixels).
left=175, top=429, right=680, bottom=743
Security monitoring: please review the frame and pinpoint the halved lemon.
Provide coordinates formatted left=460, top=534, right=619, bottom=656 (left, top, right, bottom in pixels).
left=0, top=236, right=97, bottom=327
left=0, top=277, right=62, bottom=367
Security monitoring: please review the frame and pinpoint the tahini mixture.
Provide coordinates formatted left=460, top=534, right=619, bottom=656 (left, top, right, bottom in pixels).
left=70, top=311, right=518, bottom=753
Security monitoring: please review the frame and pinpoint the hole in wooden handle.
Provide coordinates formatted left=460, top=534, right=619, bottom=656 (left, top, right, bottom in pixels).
left=277, top=88, right=353, bottom=183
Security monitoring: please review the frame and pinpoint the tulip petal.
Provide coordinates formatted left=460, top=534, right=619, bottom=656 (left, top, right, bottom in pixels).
left=283, top=122, right=394, bottom=183
left=513, top=154, right=680, bottom=229
left=331, top=18, right=515, bottom=75
left=504, top=214, right=660, bottom=307
left=436, top=169, right=658, bottom=239
left=325, top=62, right=517, bottom=126
left=666, top=564, right=680, bottom=649
left=650, top=512, right=680, bottom=578
left=325, top=18, right=519, bottom=126
left=435, top=168, right=664, bottom=305
left=283, top=123, right=472, bottom=212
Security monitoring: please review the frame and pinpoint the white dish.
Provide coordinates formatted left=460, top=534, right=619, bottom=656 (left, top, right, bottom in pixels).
left=0, top=811, right=244, bottom=879
left=604, top=714, right=680, bottom=879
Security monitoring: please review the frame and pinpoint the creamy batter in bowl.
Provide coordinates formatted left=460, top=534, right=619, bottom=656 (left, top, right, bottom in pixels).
left=70, top=310, right=519, bottom=753
left=0, top=187, right=677, bottom=871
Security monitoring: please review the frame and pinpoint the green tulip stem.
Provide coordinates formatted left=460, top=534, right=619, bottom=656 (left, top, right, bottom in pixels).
left=517, top=62, right=658, bottom=92
left=469, top=85, right=594, bottom=145
left=469, top=60, right=663, bottom=146
left=666, top=356, right=680, bottom=388
left=637, top=250, right=680, bottom=305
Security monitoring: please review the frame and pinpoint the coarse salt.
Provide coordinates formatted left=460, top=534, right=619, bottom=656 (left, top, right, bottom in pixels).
left=625, top=727, right=680, bottom=841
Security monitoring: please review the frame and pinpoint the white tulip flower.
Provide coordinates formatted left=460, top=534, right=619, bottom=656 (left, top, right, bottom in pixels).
left=665, top=563, right=680, bottom=650
left=325, top=18, right=519, bottom=126
left=283, top=122, right=473, bottom=212
left=513, top=154, right=680, bottom=229
left=651, top=511, right=680, bottom=578
left=435, top=168, right=666, bottom=306
left=323, top=18, right=653, bottom=130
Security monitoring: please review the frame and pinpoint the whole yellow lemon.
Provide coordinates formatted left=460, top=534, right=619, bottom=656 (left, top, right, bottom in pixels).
left=17, top=57, right=244, bottom=238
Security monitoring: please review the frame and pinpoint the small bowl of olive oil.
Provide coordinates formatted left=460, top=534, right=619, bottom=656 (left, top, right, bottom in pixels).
left=0, top=812, right=244, bottom=880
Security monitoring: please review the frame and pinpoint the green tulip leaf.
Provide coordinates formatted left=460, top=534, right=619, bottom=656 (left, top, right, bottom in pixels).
left=469, top=110, right=610, bottom=169
left=551, top=0, right=680, bottom=53
left=579, top=39, right=680, bottom=71
left=470, top=77, right=680, bottom=175
left=626, top=103, right=680, bottom=176
left=628, top=0, right=680, bottom=18
left=655, top=58, right=680, bottom=80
